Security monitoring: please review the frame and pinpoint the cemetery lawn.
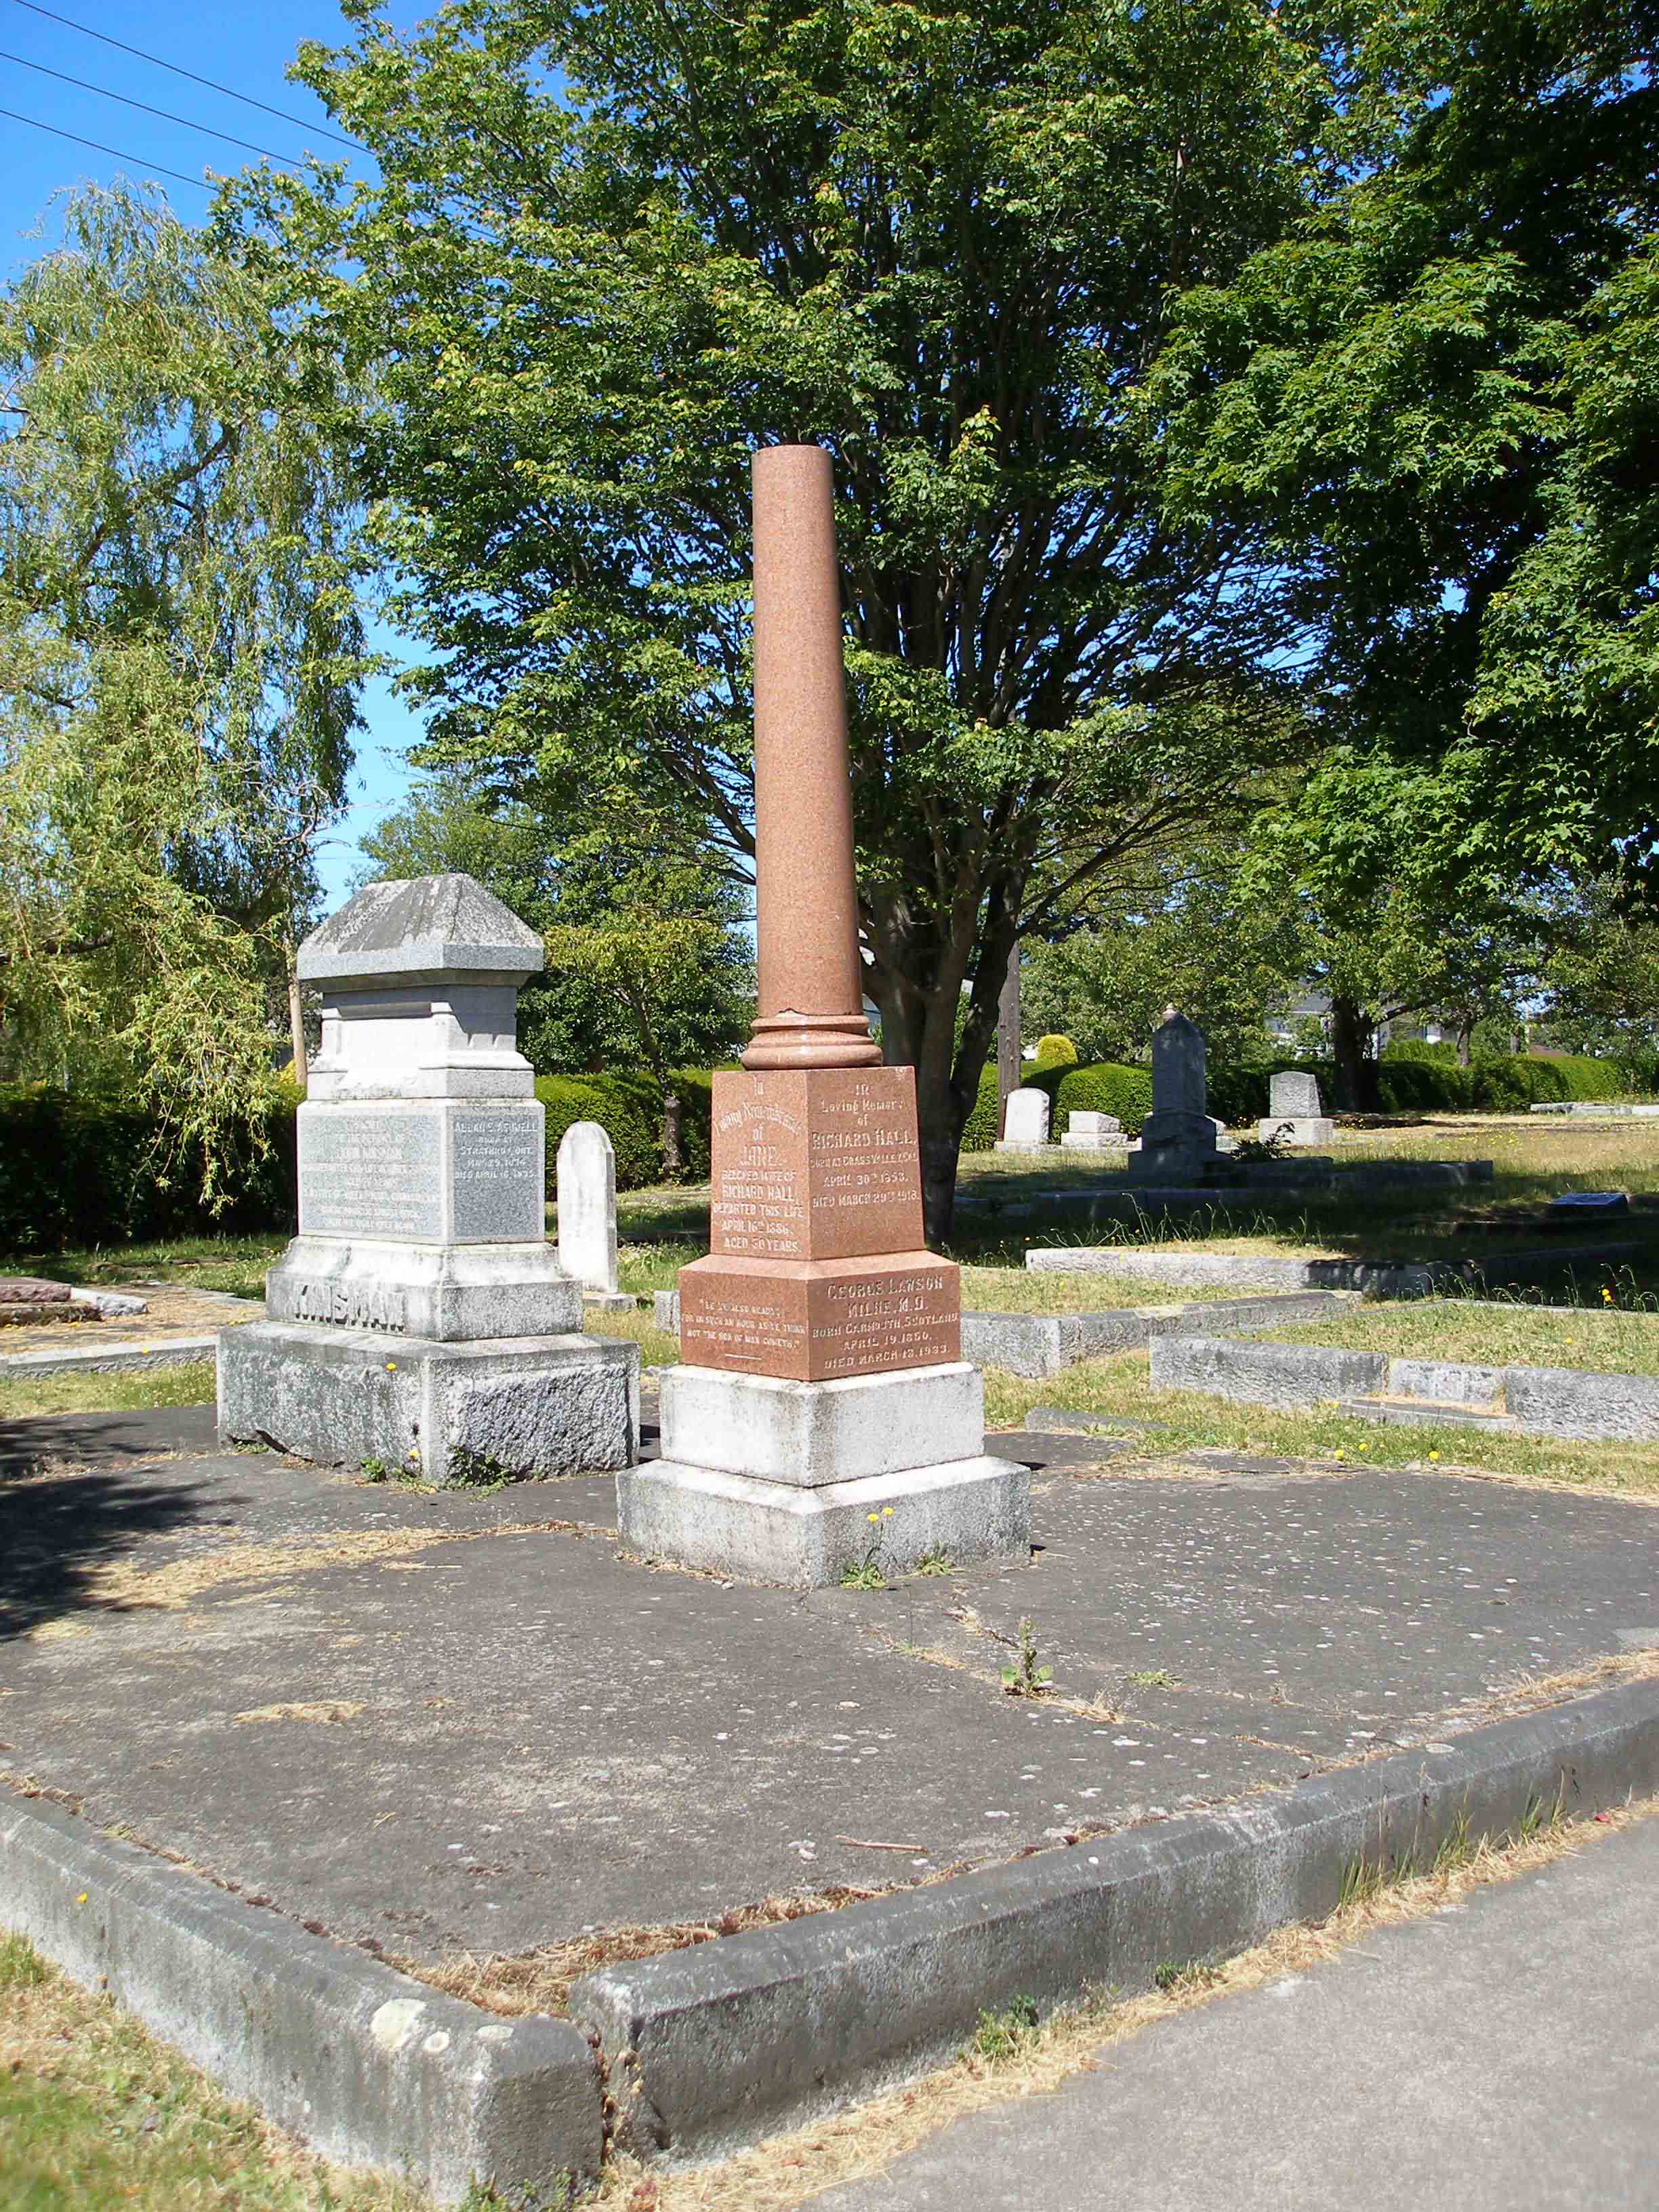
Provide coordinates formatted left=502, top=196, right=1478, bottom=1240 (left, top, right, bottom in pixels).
left=0, top=1934, right=428, bottom=2211
left=1254, top=1298, right=1659, bottom=1376
left=0, top=1234, right=281, bottom=1304
left=0, top=1361, right=217, bottom=1420
left=978, top=1348, right=1659, bottom=1499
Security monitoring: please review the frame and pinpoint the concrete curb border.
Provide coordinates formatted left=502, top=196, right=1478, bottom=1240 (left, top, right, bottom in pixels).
left=0, top=1796, right=602, bottom=2206
left=1149, top=1332, right=1659, bottom=1441
left=0, top=1336, right=222, bottom=1378
left=1027, top=1240, right=1640, bottom=1298
left=571, top=1680, right=1659, bottom=2165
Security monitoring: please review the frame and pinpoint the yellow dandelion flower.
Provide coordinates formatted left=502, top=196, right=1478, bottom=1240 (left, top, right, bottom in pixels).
left=882, top=1506, right=895, bottom=1517
left=75, top=1891, right=88, bottom=1905
left=867, top=1511, right=880, bottom=1523
left=386, top=1359, right=398, bottom=1370
left=1429, top=1450, right=1441, bottom=1462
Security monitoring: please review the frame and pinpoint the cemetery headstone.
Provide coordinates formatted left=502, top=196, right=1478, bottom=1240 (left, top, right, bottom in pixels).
left=1060, top=1109, right=1125, bottom=1152
left=557, top=1120, right=632, bottom=1308
left=617, top=445, right=1027, bottom=1586
left=1128, top=1008, right=1222, bottom=1182
left=995, top=1086, right=1052, bottom=1153
left=218, top=874, right=638, bottom=1483
left=1257, top=1067, right=1336, bottom=1147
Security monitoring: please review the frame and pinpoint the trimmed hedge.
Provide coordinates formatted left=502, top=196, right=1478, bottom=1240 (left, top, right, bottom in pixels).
left=0, top=1082, right=299, bottom=1252
left=962, top=1057, right=1155, bottom=1148
left=535, top=1067, right=715, bottom=1191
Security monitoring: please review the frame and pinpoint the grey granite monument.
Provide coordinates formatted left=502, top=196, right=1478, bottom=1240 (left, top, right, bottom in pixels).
left=1258, top=1068, right=1336, bottom=1147
left=218, top=875, right=638, bottom=1482
left=1128, top=1008, right=1222, bottom=1181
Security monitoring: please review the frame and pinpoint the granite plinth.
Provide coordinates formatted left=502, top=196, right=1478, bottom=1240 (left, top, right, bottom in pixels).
left=1066, top=1112, right=1122, bottom=1140
left=616, top=1454, right=1029, bottom=1590
left=993, top=1139, right=1051, bottom=1155
left=1257, top=1115, right=1336, bottom=1146
left=1060, top=1130, right=1128, bottom=1151
left=678, top=1252, right=960, bottom=1381
left=659, top=1362, right=982, bottom=1487
left=1127, top=1110, right=1218, bottom=1181
left=297, top=1099, right=546, bottom=1247
left=709, top=1068, right=924, bottom=1261
left=264, top=1236, right=581, bottom=1343
left=218, top=1321, right=637, bottom=1486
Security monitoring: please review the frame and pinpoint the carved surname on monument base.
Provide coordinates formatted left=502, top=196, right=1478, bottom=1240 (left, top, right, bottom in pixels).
left=289, top=1279, right=408, bottom=1332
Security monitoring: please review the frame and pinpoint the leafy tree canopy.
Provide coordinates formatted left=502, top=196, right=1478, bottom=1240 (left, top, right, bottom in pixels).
left=1, top=183, right=371, bottom=1191
left=252, top=0, right=1336, bottom=1231
left=1145, top=0, right=1659, bottom=893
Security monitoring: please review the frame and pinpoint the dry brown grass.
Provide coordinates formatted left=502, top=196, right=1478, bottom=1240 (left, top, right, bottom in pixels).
left=406, top=1887, right=884, bottom=2020
left=588, top=1794, right=1659, bottom=2212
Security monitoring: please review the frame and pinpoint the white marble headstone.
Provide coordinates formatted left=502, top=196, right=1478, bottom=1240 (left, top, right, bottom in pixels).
left=1003, top=1088, right=1051, bottom=1145
left=557, top=1121, right=619, bottom=1294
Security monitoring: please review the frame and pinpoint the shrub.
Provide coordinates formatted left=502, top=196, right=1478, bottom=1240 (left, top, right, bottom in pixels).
left=1032, top=1033, right=1078, bottom=1067
left=1376, top=1057, right=1477, bottom=1112
left=961, top=1056, right=1155, bottom=1147
left=536, top=1066, right=718, bottom=1190
left=0, top=1081, right=298, bottom=1251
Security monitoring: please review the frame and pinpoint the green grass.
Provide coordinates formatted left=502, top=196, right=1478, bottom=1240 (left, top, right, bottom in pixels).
left=0, top=1235, right=283, bottom=1305
left=0, top=1934, right=430, bottom=2209
left=956, top=1264, right=1257, bottom=1311
left=1256, top=1296, right=1659, bottom=1376
left=979, top=1345, right=1659, bottom=1496
left=0, top=1359, right=216, bottom=1421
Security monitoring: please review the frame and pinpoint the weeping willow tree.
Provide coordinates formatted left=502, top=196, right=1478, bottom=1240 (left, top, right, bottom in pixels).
left=0, top=182, right=372, bottom=1199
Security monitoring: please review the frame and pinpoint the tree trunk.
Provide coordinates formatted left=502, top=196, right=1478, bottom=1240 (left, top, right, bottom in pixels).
left=661, top=1089, right=683, bottom=1181
left=1328, top=994, right=1378, bottom=1112
left=996, top=956, right=1021, bottom=1136
left=285, top=930, right=308, bottom=1094
left=1456, top=1023, right=1472, bottom=1067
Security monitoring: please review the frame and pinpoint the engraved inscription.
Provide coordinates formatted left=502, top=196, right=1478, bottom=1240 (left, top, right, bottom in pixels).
left=302, top=1112, right=442, bottom=1240
left=291, top=1280, right=407, bottom=1332
left=682, top=1287, right=804, bottom=1372
left=710, top=1070, right=922, bottom=1261
left=811, top=1267, right=954, bottom=1378
left=451, top=1112, right=544, bottom=1242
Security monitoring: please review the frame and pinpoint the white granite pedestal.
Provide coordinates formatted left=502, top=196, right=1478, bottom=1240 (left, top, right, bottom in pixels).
left=618, top=1363, right=1029, bottom=1589
left=1257, top=1115, right=1337, bottom=1147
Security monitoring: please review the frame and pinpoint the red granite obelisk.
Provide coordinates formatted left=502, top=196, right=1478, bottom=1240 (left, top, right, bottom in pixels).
left=676, top=445, right=962, bottom=1382
left=617, top=445, right=1027, bottom=1587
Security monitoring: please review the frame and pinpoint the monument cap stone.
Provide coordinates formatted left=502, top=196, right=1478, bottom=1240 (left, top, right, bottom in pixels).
left=298, top=873, right=544, bottom=991
left=1151, top=1006, right=1206, bottom=1116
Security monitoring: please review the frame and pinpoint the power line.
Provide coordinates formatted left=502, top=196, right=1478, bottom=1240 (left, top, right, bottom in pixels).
left=0, top=101, right=210, bottom=189
left=4, top=0, right=364, bottom=151
left=0, top=47, right=305, bottom=163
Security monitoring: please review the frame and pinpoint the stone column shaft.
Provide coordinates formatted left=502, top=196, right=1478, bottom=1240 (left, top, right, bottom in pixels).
left=743, top=443, right=881, bottom=1071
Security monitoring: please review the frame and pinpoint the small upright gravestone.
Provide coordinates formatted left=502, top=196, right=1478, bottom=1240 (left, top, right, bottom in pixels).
left=1128, top=1008, right=1222, bottom=1182
left=995, top=1087, right=1052, bottom=1153
left=218, top=874, right=638, bottom=1483
left=556, top=1121, right=632, bottom=1309
left=1061, top=1109, right=1124, bottom=1152
left=1258, top=1069, right=1336, bottom=1147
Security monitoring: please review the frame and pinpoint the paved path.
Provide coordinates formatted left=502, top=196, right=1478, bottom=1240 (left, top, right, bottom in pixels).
left=815, top=1811, right=1659, bottom=2211
left=3, top=1406, right=1658, bottom=1963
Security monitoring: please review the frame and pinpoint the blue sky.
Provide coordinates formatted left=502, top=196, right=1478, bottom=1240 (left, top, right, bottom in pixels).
left=0, top=0, right=424, bottom=907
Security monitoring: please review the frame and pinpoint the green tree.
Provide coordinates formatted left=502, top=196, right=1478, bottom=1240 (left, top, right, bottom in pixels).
left=1021, top=851, right=1300, bottom=1069
left=1146, top=0, right=1658, bottom=897
left=0, top=183, right=371, bottom=1190
left=255, top=0, right=1331, bottom=1234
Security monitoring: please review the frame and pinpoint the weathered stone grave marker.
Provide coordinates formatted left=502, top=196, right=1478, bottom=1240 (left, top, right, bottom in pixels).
left=995, top=1086, right=1052, bottom=1153
left=1128, top=1007, right=1223, bottom=1182
left=1061, top=1109, right=1124, bottom=1152
left=218, top=874, right=637, bottom=1482
left=1258, top=1068, right=1336, bottom=1147
left=557, top=1120, right=632, bottom=1309
left=618, top=444, right=1029, bottom=1585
